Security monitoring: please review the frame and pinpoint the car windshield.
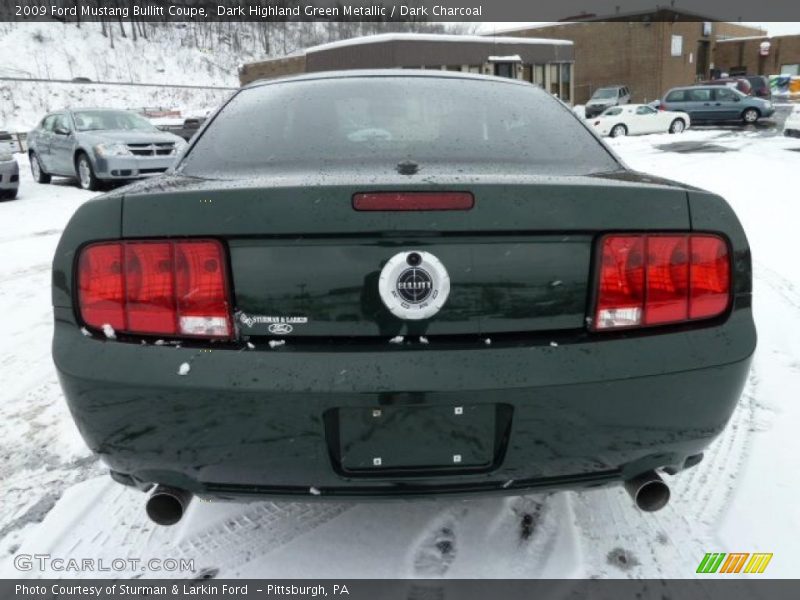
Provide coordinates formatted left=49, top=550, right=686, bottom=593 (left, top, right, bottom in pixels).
left=592, top=88, right=618, bottom=100
left=72, top=110, right=157, bottom=132
left=180, top=76, right=619, bottom=179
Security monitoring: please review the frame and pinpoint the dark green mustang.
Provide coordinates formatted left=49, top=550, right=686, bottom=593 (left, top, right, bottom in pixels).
left=52, top=71, right=755, bottom=525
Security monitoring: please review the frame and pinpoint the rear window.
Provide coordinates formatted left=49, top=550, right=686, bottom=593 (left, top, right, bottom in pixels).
left=180, top=76, right=619, bottom=179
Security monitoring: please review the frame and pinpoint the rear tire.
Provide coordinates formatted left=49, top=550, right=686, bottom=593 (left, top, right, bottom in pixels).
left=75, top=152, right=100, bottom=191
left=610, top=124, right=628, bottom=138
left=669, top=118, right=686, bottom=134
left=0, top=189, right=18, bottom=201
left=742, top=108, right=760, bottom=124
left=29, top=152, right=51, bottom=184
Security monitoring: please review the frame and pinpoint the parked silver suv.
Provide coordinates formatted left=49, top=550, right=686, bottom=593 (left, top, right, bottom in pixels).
left=27, top=109, right=187, bottom=191
left=584, top=85, right=631, bottom=118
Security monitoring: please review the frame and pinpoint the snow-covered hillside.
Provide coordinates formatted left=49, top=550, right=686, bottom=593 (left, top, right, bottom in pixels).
left=0, top=22, right=263, bottom=131
left=0, top=22, right=263, bottom=86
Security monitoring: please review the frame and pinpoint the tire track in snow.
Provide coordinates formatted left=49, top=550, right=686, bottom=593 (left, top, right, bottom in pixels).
left=568, top=363, right=757, bottom=578
left=754, top=261, right=800, bottom=313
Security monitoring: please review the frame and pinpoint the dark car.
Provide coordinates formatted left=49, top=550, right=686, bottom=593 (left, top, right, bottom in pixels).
left=52, top=71, right=755, bottom=526
left=742, top=75, right=772, bottom=99
left=662, top=85, right=775, bottom=124
left=156, top=116, right=207, bottom=141
left=696, top=78, right=752, bottom=96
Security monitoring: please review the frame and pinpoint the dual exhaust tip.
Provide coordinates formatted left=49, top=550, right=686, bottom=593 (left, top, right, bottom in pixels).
left=144, top=471, right=670, bottom=525
left=624, top=470, right=671, bottom=512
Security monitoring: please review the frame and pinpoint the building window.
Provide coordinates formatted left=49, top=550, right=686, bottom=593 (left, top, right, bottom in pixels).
left=522, top=64, right=532, bottom=82
left=550, top=64, right=560, bottom=96
left=560, top=63, right=572, bottom=102
left=533, top=64, right=545, bottom=86
left=781, top=64, right=800, bottom=75
left=495, top=63, right=515, bottom=79
left=671, top=35, right=683, bottom=57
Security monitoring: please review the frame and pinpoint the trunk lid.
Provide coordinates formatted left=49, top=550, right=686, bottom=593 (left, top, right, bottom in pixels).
left=120, top=168, right=690, bottom=338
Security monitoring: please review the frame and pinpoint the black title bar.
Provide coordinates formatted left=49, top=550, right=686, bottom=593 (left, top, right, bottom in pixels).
left=3, top=0, right=800, bottom=22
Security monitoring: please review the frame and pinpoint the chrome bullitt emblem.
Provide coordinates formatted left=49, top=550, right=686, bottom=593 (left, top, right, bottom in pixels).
left=378, top=251, right=450, bottom=320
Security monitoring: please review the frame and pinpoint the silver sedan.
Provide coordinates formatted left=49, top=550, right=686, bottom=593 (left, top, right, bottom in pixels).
left=27, top=109, right=187, bottom=191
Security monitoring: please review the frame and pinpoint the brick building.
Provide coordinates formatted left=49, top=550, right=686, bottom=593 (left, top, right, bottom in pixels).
left=501, top=10, right=764, bottom=104
left=239, top=33, right=575, bottom=101
left=714, top=34, right=800, bottom=77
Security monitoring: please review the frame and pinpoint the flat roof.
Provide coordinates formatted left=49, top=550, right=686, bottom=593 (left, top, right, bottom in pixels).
left=717, top=33, right=800, bottom=42
left=305, top=32, right=572, bottom=55
left=243, top=69, right=541, bottom=89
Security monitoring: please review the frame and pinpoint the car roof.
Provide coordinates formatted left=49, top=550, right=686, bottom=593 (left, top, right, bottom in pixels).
left=668, top=85, right=720, bottom=91
left=242, top=69, right=537, bottom=90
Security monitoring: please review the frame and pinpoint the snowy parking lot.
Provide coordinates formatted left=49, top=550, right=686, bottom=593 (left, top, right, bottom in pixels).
left=1, top=126, right=799, bottom=579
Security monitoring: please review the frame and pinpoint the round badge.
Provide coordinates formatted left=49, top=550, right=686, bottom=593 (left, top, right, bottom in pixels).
left=378, top=251, right=450, bottom=320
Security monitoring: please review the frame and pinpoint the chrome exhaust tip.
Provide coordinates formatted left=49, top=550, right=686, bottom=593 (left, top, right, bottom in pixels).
left=624, top=470, right=670, bottom=512
left=145, top=485, right=192, bottom=526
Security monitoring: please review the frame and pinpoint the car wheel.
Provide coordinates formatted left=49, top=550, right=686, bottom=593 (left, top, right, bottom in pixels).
left=669, top=119, right=686, bottom=134
left=29, top=152, right=51, bottom=184
left=76, top=153, right=100, bottom=191
left=742, top=108, right=760, bottom=124
left=610, top=124, right=628, bottom=138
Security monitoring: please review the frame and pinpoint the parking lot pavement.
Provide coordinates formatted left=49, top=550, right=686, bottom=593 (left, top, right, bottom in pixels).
left=689, top=103, right=794, bottom=137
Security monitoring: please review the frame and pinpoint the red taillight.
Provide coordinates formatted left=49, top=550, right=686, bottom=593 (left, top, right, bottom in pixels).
left=353, top=192, right=474, bottom=211
left=78, top=239, right=232, bottom=339
left=593, top=233, right=730, bottom=331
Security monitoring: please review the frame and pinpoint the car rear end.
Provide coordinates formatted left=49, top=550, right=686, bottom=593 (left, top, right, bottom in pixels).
left=745, top=76, right=771, bottom=99
left=52, top=73, right=756, bottom=505
left=785, top=107, right=800, bottom=137
left=0, top=137, right=19, bottom=199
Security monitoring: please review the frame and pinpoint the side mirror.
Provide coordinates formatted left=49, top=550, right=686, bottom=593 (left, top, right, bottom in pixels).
left=733, top=96, right=741, bottom=102
left=54, top=127, right=71, bottom=136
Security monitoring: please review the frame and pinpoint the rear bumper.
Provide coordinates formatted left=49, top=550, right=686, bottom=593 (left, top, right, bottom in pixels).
left=0, top=160, right=19, bottom=190
left=53, top=303, right=756, bottom=499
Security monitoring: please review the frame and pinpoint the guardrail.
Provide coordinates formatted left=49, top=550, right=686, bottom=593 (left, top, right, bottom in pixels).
left=0, top=132, right=27, bottom=154
left=0, top=76, right=236, bottom=91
